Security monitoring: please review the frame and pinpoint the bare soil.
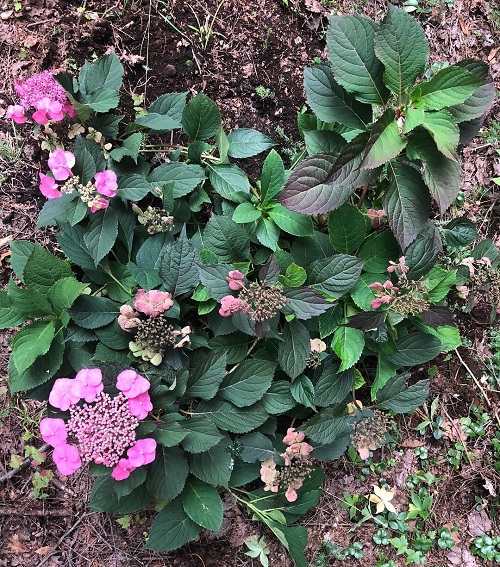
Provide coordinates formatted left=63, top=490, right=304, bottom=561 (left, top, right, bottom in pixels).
left=0, top=1, right=499, bottom=565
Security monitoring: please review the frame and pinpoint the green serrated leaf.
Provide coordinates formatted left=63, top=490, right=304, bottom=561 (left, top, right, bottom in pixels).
left=387, top=333, right=442, bottom=366
left=24, top=245, right=73, bottom=295
left=361, top=108, right=407, bottom=169
left=314, top=366, right=354, bottom=406
left=376, top=374, right=430, bottom=413
left=182, top=476, right=223, bottom=531
left=181, top=417, right=224, bottom=453
left=219, top=360, right=275, bottom=407
left=182, top=93, right=221, bottom=141
left=159, top=228, right=199, bottom=296
left=146, top=445, right=188, bottom=502
left=328, top=202, right=367, bottom=253
left=79, top=52, right=123, bottom=94
left=184, top=351, right=227, bottom=401
left=208, top=163, right=250, bottom=202
left=12, top=320, right=56, bottom=374
left=303, top=407, right=348, bottom=444
left=421, top=110, right=459, bottom=160
left=417, top=65, right=481, bottom=111
left=227, top=128, right=276, bottom=158
left=48, top=278, right=88, bottom=314
left=188, top=437, right=232, bottom=487
left=278, top=319, right=310, bottom=379
left=232, top=202, right=262, bottom=223
left=267, top=204, right=314, bottom=237
left=83, top=207, right=119, bottom=266
left=148, top=162, right=205, bottom=199
left=68, top=296, right=119, bottom=329
left=332, top=327, right=364, bottom=371
left=195, top=398, right=269, bottom=433
left=203, top=216, right=250, bottom=262
left=309, top=254, right=363, bottom=297
left=261, top=149, right=285, bottom=203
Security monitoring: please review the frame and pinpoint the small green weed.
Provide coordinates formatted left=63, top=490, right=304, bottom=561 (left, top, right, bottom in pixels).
left=415, top=397, right=444, bottom=439
left=244, top=536, right=270, bottom=567
left=471, top=534, right=500, bottom=562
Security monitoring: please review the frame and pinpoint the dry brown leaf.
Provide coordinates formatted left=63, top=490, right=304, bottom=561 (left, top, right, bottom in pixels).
left=35, top=546, right=54, bottom=555
left=467, top=509, right=492, bottom=537
left=8, top=535, right=29, bottom=553
left=400, top=438, right=425, bottom=448
left=446, top=546, right=479, bottom=566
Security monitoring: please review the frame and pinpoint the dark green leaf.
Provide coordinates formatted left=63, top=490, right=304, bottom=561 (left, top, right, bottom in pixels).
left=181, top=417, right=224, bottom=453
left=328, top=202, right=367, bottom=253
left=159, top=228, right=199, bottom=296
left=277, top=319, right=310, bottom=379
left=146, top=446, right=188, bottom=502
left=358, top=231, right=401, bottom=273
left=219, top=360, right=275, bottom=407
left=83, top=207, right=119, bottom=266
left=239, top=432, right=275, bottom=463
left=69, top=296, right=120, bottom=329
left=182, top=476, right=223, bottom=531
left=376, top=374, right=430, bottom=413
left=182, top=93, right=221, bottom=141
left=314, top=366, right=354, bottom=406
left=12, top=320, right=55, bottom=374
left=148, top=162, right=205, bottom=199
left=361, top=108, right=407, bottom=169
left=195, top=398, right=269, bottom=433
left=184, top=351, right=227, bottom=400
left=387, top=333, right=442, bottom=366
left=79, top=52, right=123, bottom=93
left=227, top=128, right=276, bottom=158
left=417, top=65, right=481, bottom=111
left=261, top=381, right=296, bottom=414
left=208, top=163, right=250, bottom=202
left=303, top=407, right=348, bottom=444
left=203, top=216, right=250, bottom=262
left=260, top=149, right=285, bottom=203
left=189, top=437, right=232, bottom=487
left=24, top=245, right=73, bottom=295
left=309, top=254, right=363, bottom=297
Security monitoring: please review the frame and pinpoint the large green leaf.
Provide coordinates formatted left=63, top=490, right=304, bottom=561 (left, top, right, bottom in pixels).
left=9, top=240, right=35, bottom=283
left=12, top=320, right=56, bottom=374
left=405, top=223, right=440, bottom=279
left=268, top=523, right=308, bottom=567
left=314, top=366, right=354, bottom=406
left=8, top=282, right=53, bottom=319
left=79, top=52, right=123, bottom=93
left=148, top=162, right=205, bottom=199
left=0, top=291, right=25, bottom=329
left=416, top=65, right=482, bottom=111
left=83, top=207, right=119, bottom=266
left=421, top=110, right=459, bottom=160
left=109, top=133, right=142, bottom=163
left=303, top=64, right=371, bottom=129
left=284, top=287, right=333, bottom=320
left=260, top=149, right=285, bottom=203
left=146, top=446, right=188, bottom=502
left=376, top=374, right=430, bottom=413
left=181, top=476, right=223, bottom=531
left=79, top=89, right=120, bottom=113
left=68, top=296, right=120, bottom=329
left=189, top=437, right=233, bottom=487
left=48, top=278, right=88, bottom=314
left=375, top=5, right=428, bottom=100
left=332, top=327, right=364, bottom=371
left=23, top=246, right=73, bottom=295
left=261, top=381, right=296, bottom=414
left=408, top=130, right=461, bottom=213
left=57, top=224, right=96, bottom=270
left=145, top=498, right=201, bottom=551
left=208, top=163, right=250, bottom=202
left=303, top=130, right=347, bottom=157
left=239, top=432, right=275, bottom=463
left=309, top=254, right=363, bottom=297
left=227, top=128, right=276, bottom=158
left=149, top=92, right=187, bottom=121
left=327, top=15, right=389, bottom=105
left=303, top=407, right=348, bottom=444
left=358, top=230, right=401, bottom=273
left=360, top=108, right=407, bottom=169
left=195, top=398, right=269, bottom=433
left=328, top=202, right=367, bottom=253
left=90, top=477, right=152, bottom=514
left=203, top=216, right=250, bottom=262
left=184, top=351, right=227, bottom=400
left=278, top=319, right=310, bottom=379
left=159, top=228, right=199, bottom=296
left=219, top=360, right=275, bottom=407
left=447, top=59, right=495, bottom=123
left=181, top=417, right=224, bottom=453
left=181, top=93, right=221, bottom=141
left=387, top=333, right=442, bottom=366
left=383, top=161, right=430, bottom=250
left=267, top=204, right=314, bottom=237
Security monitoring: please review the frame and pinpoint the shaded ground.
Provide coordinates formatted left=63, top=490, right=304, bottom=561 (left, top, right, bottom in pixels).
left=0, top=0, right=499, bottom=565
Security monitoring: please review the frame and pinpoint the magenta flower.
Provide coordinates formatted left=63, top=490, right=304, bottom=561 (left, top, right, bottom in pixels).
left=49, top=378, right=82, bottom=411
left=89, top=197, right=109, bottom=213
left=126, top=438, right=157, bottom=467
left=52, top=443, right=82, bottom=476
left=39, top=172, right=62, bottom=199
left=94, top=170, right=118, bottom=197
left=371, top=295, right=392, bottom=309
left=226, top=270, right=245, bottom=291
left=6, top=104, right=27, bottom=124
left=47, top=148, right=75, bottom=181
left=219, top=295, right=246, bottom=317
left=133, top=289, right=174, bottom=317
left=74, top=368, right=104, bottom=403
left=117, top=304, right=141, bottom=330
left=40, top=417, right=67, bottom=447
left=32, top=97, right=64, bottom=124
left=15, top=70, right=69, bottom=109
left=111, top=458, right=136, bottom=481
left=128, top=392, right=153, bottom=420
left=116, top=369, right=150, bottom=399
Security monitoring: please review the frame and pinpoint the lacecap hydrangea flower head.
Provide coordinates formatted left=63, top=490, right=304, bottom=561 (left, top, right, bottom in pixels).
left=5, top=70, right=75, bottom=125
left=41, top=367, right=156, bottom=480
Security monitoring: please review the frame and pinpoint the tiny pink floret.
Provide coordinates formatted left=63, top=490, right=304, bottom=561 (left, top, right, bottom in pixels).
left=52, top=443, right=82, bottom=476
left=40, top=417, right=67, bottom=447
left=116, top=369, right=150, bottom=399
left=89, top=197, right=109, bottom=213
left=127, top=438, right=157, bottom=467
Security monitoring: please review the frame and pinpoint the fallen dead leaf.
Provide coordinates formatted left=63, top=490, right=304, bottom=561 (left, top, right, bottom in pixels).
left=467, top=509, right=492, bottom=537
left=8, top=535, right=30, bottom=553
left=400, top=438, right=425, bottom=448
left=35, top=546, right=54, bottom=555
left=446, top=546, right=479, bottom=566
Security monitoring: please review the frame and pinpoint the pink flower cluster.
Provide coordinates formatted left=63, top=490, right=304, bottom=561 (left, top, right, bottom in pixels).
left=41, top=368, right=156, bottom=480
left=39, top=149, right=118, bottom=213
left=219, top=295, right=248, bottom=317
left=118, top=289, right=175, bottom=329
left=6, top=70, right=75, bottom=125
left=260, top=427, right=314, bottom=503
left=226, top=270, right=245, bottom=291
left=387, top=256, right=409, bottom=276
left=369, top=280, right=399, bottom=309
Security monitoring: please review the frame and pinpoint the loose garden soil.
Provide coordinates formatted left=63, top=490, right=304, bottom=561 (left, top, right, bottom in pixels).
left=0, top=0, right=499, bottom=565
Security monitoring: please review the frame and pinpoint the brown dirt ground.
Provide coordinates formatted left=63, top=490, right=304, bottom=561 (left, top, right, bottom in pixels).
left=0, top=0, right=499, bottom=565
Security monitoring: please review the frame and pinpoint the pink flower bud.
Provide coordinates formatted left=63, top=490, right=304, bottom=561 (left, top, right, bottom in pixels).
left=89, top=197, right=109, bottom=213
left=94, top=170, right=118, bottom=198
left=283, top=427, right=305, bottom=445
left=369, top=282, right=385, bottom=293
left=371, top=295, right=392, bottom=309
left=118, top=304, right=141, bottom=330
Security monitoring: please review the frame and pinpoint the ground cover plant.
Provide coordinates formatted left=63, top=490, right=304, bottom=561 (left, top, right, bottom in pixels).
left=0, top=1, right=499, bottom=566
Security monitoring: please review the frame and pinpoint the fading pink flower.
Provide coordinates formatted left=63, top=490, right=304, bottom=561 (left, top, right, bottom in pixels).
left=172, top=326, right=191, bottom=349
left=369, top=282, right=385, bottom=293
left=128, top=392, right=153, bottom=420
left=111, top=458, right=136, bottom=481
left=39, top=172, right=62, bottom=198
left=387, top=256, right=409, bottom=275
left=283, top=427, right=305, bottom=445
left=74, top=368, right=103, bottom=403
left=367, top=209, right=387, bottom=229
left=371, top=295, right=392, bottom=309
left=219, top=295, right=246, bottom=317
left=89, top=196, right=109, bottom=213
left=310, top=338, right=327, bottom=353
left=40, top=417, right=67, bottom=447
left=52, top=443, right=82, bottom=476
left=226, top=270, right=245, bottom=291
left=49, top=378, right=82, bottom=411
left=118, top=304, right=141, bottom=330
left=6, top=104, right=28, bottom=124
left=260, top=457, right=278, bottom=493
left=94, top=170, right=118, bottom=197
left=133, top=289, right=174, bottom=317
left=127, top=438, right=157, bottom=467
left=116, top=369, right=150, bottom=399
left=48, top=148, right=75, bottom=181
